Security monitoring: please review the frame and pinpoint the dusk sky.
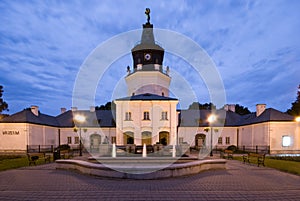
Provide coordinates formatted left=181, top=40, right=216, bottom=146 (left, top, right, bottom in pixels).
left=1, top=0, right=299, bottom=116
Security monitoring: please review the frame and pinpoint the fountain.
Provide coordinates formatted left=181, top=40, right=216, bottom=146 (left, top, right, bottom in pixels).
left=55, top=143, right=227, bottom=179
left=112, top=143, right=116, bottom=158
left=172, top=144, right=176, bottom=158
left=142, top=143, right=147, bottom=157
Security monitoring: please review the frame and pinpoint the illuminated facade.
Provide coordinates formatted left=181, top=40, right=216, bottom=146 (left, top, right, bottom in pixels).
left=1, top=19, right=299, bottom=155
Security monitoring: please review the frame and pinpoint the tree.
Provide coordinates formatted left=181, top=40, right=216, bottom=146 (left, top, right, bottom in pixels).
left=235, top=104, right=251, bottom=115
left=287, top=84, right=300, bottom=116
left=188, top=102, right=216, bottom=110
left=96, top=102, right=116, bottom=110
left=0, top=85, right=8, bottom=114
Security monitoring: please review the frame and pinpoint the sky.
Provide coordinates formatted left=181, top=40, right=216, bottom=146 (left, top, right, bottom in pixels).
left=0, top=0, right=299, bottom=116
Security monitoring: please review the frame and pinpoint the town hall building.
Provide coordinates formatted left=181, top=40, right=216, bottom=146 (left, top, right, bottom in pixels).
left=1, top=11, right=299, bottom=155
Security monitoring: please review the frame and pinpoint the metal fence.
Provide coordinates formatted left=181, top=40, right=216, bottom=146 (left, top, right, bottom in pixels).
left=27, top=145, right=54, bottom=153
left=238, top=145, right=270, bottom=154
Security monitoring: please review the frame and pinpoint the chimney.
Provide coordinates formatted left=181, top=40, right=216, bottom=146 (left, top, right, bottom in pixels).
left=31, top=105, right=39, bottom=116
left=61, top=108, right=67, bottom=114
left=256, top=104, right=266, bottom=116
left=90, top=106, right=95, bottom=112
left=71, top=107, right=77, bottom=111
left=224, top=104, right=235, bottom=112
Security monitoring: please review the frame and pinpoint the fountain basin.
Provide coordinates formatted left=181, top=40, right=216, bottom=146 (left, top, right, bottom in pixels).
left=55, top=158, right=226, bottom=179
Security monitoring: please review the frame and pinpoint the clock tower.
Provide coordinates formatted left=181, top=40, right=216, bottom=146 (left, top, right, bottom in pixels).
left=125, top=11, right=171, bottom=97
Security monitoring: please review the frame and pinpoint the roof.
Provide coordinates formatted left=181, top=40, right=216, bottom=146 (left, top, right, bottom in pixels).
left=178, top=109, right=240, bottom=127
left=238, top=108, right=294, bottom=126
left=115, top=93, right=178, bottom=101
left=131, top=24, right=164, bottom=52
left=56, top=110, right=116, bottom=128
left=0, top=107, right=294, bottom=128
left=0, top=109, right=59, bottom=127
left=178, top=108, right=295, bottom=127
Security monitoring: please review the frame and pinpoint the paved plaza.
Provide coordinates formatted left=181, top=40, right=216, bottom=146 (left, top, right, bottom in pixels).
left=0, top=159, right=300, bottom=201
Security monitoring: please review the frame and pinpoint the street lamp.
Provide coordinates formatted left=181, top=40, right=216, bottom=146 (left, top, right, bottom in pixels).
left=74, top=114, right=86, bottom=156
left=208, top=114, right=217, bottom=156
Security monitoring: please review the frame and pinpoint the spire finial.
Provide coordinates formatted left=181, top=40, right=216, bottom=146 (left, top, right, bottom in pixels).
left=145, top=8, right=150, bottom=24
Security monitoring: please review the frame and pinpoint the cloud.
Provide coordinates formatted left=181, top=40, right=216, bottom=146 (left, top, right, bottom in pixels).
left=0, top=0, right=300, bottom=115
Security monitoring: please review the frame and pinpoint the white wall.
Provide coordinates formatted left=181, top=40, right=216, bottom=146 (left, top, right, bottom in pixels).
left=0, top=123, right=27, bottom=152
left=178, top=126, right=238, bottom=149
left=125, top=71, right=170, bottom=96
left=59, top=127, right=116, bottom=149
left=115, top=100, right=178, bottom=145
left=269, top=122, right=298, bottom=154
left=0, top=123, right=58, bottom=152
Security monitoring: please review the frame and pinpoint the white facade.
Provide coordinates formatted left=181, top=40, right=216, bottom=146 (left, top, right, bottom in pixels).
left=114, top=99, right=178, bottom=145
left=0, top=122, right=58, bottom=152
left=125, top=70, right=170, bottom=97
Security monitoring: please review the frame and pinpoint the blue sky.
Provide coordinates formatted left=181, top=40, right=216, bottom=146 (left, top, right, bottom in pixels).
left=0, top=0, right=299, bottom=116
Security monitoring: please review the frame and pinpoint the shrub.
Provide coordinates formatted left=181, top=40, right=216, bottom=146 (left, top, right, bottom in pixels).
left=226, top=145, right=237, bottom=152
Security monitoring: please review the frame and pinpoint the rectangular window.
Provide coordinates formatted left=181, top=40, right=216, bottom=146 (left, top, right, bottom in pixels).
left=179, top=137, right=184, bottom=144
left=225, top=137, right=230, bottom=145
left=125, top=112, right=132, bottom=121
left=161, top=111, right=168, bottom=120
left=282, top=136, right=291, bottom=147
left=143, top=111, right=150, bottom=120
left=111, top=137, right=116, bottom=144
left=74, top=136, right=79, bottom=144
left=218, top=137, right=222, bottom=145
left=67, top=136, right=72, bottom=144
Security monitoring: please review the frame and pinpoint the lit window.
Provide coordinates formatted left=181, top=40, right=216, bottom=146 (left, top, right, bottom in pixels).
left=67, top=137, right=72, bottom=144
left=282, top=136, right=291, bottom=147
left=225, top=137, right=230, bottom=144
left=143, top=111, right=150, bottom=120
left=161, top=111, right=168, bottom=120
left=74, top=137, right=79, bottom=144
left=125, top=112, right=132, bottom=121
left=218, top=137, right=222, bottom=144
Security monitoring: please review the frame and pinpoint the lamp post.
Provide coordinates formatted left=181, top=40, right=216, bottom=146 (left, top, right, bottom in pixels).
left=74, top=114, right=86, bottom=156
left=208, top=114, right=217, bottom=157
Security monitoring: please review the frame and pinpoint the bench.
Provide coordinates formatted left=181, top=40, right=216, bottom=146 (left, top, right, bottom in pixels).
left=243, top=153, right=265, bottom=167
left=60, top=149, right=73, bottom=159
left=27, top=153, right=51, bottom=165
left=220, top=150, right=234, bottom=159
left=224, top=150, right=234, bottom=159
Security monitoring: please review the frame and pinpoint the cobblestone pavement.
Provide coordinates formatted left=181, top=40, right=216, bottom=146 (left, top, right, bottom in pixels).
left=0, top=160, right=300, bottom=201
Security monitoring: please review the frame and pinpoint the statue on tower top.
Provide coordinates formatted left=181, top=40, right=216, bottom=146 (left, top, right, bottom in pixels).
left=145, top=8, right=150, bottom=24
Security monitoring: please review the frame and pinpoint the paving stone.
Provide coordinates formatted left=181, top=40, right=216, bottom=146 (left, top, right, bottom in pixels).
left=0, top=160, right=299, bottom=200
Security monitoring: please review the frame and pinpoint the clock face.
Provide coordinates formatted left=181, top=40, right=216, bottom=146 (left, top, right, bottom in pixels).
left=144, top=53, right=151, bottom=61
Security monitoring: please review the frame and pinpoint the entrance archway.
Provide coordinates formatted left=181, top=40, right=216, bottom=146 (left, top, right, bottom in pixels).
left=195, top=134, right=206, bottom=148
left=90, top=134, right=101, bottom=152
left=123, top=132, right=134, bottom=145
left=142, top=131, right=152, bottom=145
left=159, top=131, right=169, bottom=145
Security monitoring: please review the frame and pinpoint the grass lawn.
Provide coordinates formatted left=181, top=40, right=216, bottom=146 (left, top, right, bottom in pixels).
left=234, top=156, right=300, bottom=176
left=265, top=158, right=300, bottom=176
left=0, top=155, right=50, bottom=171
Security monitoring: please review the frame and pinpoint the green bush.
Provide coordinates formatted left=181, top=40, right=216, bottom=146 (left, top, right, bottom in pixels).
left=269, top=156, right=300, bottom=162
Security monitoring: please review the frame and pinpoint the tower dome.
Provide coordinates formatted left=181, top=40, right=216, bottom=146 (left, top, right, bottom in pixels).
left=126, top=8, right=170, bottom=97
